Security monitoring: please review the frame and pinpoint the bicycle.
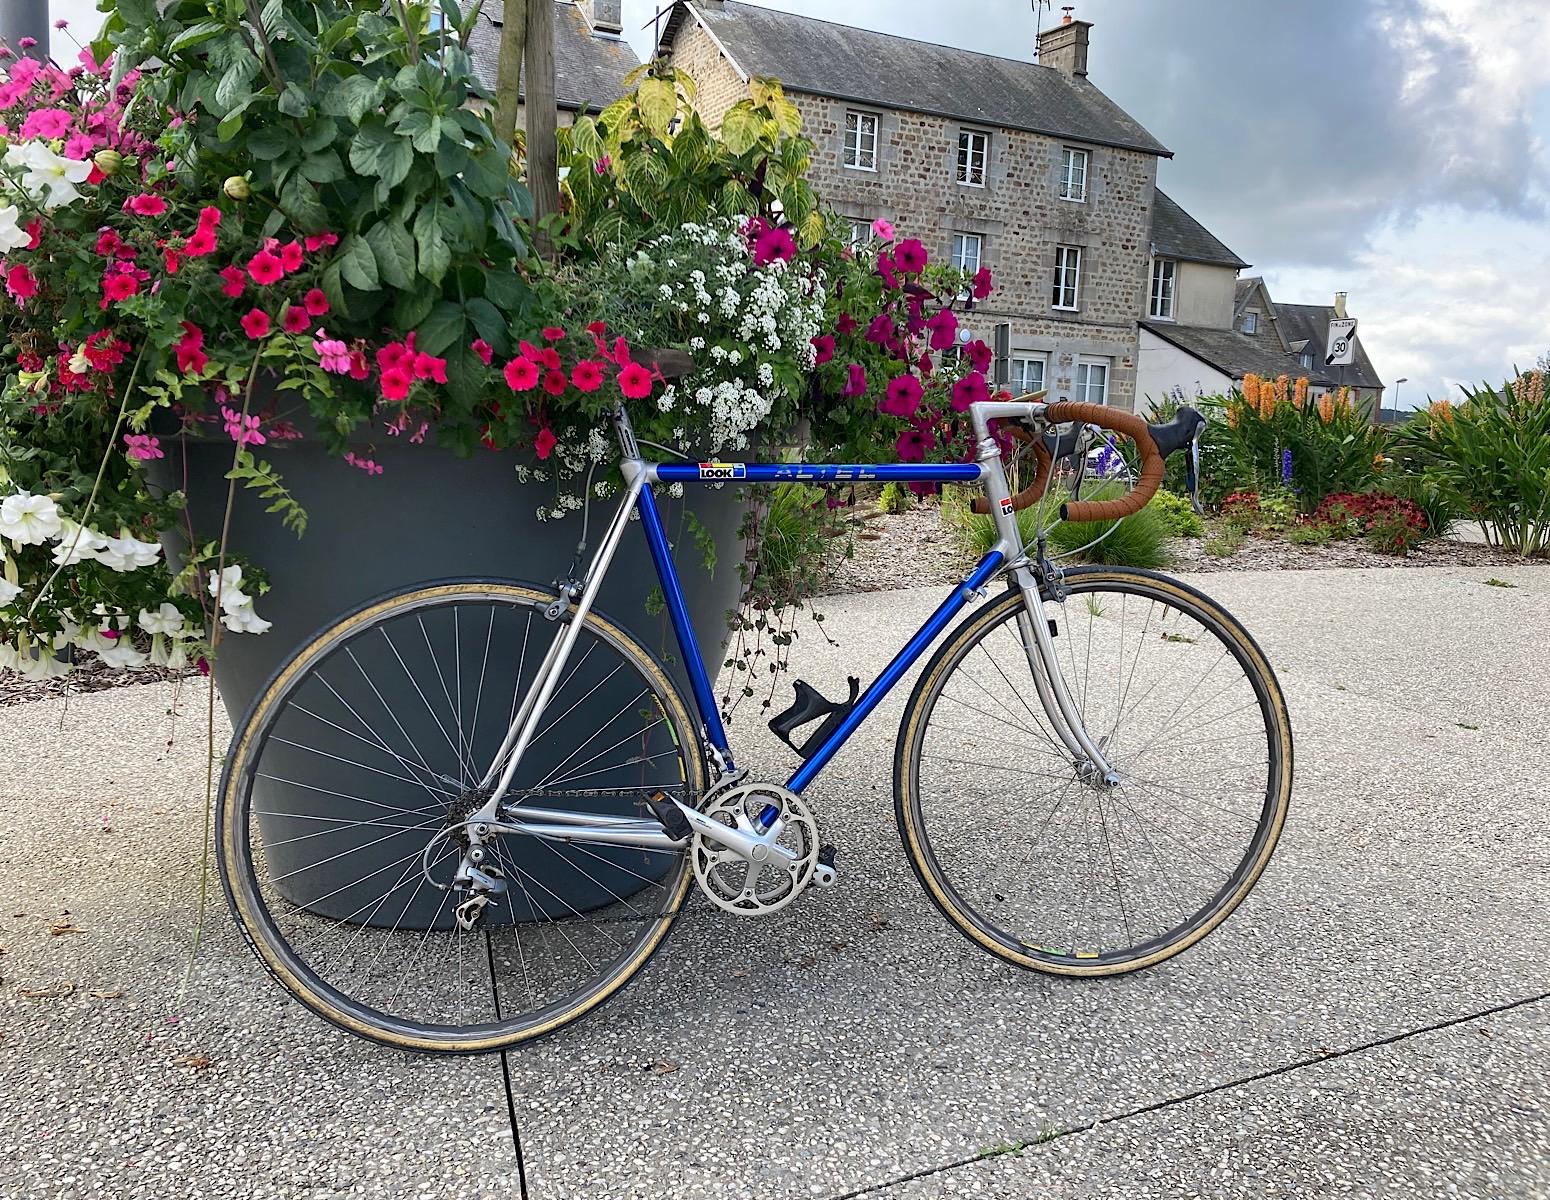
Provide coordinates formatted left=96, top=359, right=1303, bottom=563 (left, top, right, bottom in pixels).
left=216, top=396, right=1293, bottom=1053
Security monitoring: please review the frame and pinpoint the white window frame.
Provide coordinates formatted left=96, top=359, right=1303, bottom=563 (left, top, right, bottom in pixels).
left=844, top=110, right=879, bottom=172
left=1075, top=357, right=1110, bottom=406
left=1060, top=146, right=1089, bottom=202
left=1241, top=310, right=1260, bottom=334
left=1299, top=350, right=1314, bottom=369
left=1052, top=245, right=1082, bottom=311
left=1149, top=257, right=1176, bottom=320
left=1009, top=354, right=1047, bottom=397
left=847, top=219, right=872, bottom=248
left=957, top=129, right=988, bottom=187
left=951, top=232, right=983, bottom=274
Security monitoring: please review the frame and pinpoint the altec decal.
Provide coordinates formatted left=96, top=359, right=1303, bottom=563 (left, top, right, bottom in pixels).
left=698, top=463, right=747, bottom=481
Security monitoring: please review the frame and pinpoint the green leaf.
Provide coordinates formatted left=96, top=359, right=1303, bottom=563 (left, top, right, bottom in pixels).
left=718, top=103, right=762, bottom=156
left=393, top=286, right=436, bottom=331
left=413, top=204, right=451, bottom=286
left=213, top=53, right=260, bottom=112
left=464, top=297, right=507, bottom=354
left=169, top=20, right=229, bottom=53
left=299, top=117, right=339, bottom=153
left=300, top=150, right=346, bottom=183
left=463, top=146, right=510, bottom=199
left=321, top=260, right=350, bottom=319
left=337, top=234, right=381, bottom=291
left=321, top=74, right=385, bottom=124
left=247, top=126, right=292, bottom=160
left=481, top=265, right=527, bottom=314
left=278, top=82, right=311, bottom=119
left=216, top=102, right=250, bottom=142
left=349, top=120, right=413, bottom=189
left=637, top=77, right=679, bottom=137
left=364, top=219, right=416, bottom=290
left=416, top=302, right=465, bottom=357
left=279, top=173, right=328, bottom=232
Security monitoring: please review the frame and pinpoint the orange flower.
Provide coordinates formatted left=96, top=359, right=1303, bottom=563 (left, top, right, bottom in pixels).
left=1241, top=373, right=1261, bottom=408
left=1428, top=398, right=1455, bottom=434
left=1515, top=370, right=1546, bottom=407
left=1317, top=393, right=1335, bottom=423
left=1273, top=374, right=1289, bottom=409
left=1293, top=377, right=1309, bottom=408
left=1226, top=403, right=1241, bottom=429
left=1336, top=385, right=1353, bottom=412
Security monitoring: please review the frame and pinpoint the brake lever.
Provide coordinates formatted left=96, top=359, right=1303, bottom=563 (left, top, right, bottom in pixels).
left=1187, top=423, right=1204, bottom=515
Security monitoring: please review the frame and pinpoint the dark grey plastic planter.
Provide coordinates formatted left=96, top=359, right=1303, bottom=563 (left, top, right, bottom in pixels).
left=152, top=410, right=745, bottom=926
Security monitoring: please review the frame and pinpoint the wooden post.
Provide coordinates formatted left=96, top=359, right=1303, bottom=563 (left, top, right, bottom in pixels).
left=524, top=0, right=562, bottom=255
left=493, top=0, right=528, bottom=146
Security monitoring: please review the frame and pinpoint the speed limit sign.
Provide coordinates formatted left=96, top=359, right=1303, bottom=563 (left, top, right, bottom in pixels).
left=1326, top=318, right=1358, bottom=366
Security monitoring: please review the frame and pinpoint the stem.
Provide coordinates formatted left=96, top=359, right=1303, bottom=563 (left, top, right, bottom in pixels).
left=23, top=343, right=147, bottom=622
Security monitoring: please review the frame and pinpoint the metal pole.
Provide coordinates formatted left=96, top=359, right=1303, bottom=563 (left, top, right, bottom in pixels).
left=0, top=0, right=50, bottom=58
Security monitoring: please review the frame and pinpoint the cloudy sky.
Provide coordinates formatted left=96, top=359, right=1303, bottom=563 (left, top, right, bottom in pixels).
left=42, top=0, right=1550, bottom=406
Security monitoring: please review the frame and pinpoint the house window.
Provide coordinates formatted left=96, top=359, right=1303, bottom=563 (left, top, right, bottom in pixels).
left=1060, top=147, right=1089, bottom=202
left=1149, top=258, right=1176, bottom=320
left=847, top=219, right=872, bottom=248
left=951, top=232, right=983, bottom=274
left=1052, top=245, right=1082, bottom=310
left=1241, top=310, right=1259, bottom=334
left=1299, top=351, right=1313, bottom=369
left=844, top=110, right=878, bottom=171
left=1010, top=355, right=1047, bottom=396
left=957, top=129, right=988, bottom=187
left=1075, top=357, right=1110, bottom=405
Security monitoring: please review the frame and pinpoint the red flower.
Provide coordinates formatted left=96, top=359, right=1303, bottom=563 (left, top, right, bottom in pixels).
left=965, top=339, right=993, bottom=372
left=240, top=309, right=271, bottom=339
left=101, top=271, right=138, bottom=302
left=282, top=306, right=310, bottom=334
left=880, top=374, right=923, bottom=417
left=5, top=262, right=37, bottom=301
left=125, top=193, right=166, bottom=217
left=175, top=322, right=207, bottom=374
left=377, top=341, right=411, bottom=373
left=542, top=368, right=568, bottom=395
left=811, top=334, right=835, bottom=365
left=538, top=347, right=562, bottom=370
left=534, top=426, right=558, bottom=460
left=304, top=232, right=338, bottom=253
left=219, top=265, right=246, bottom=298
left=303, top=288, right=329, bottom=316
left=162, top=246, right=181, bottom=274
left=503, top=357, right=540, bottom=392
left=278, top=241, right=304, bottom=273
left=971, top=267, right=994, bottom=300
left=542, top=326, right=567, bottom=341
left=24, top=219, right=41, bottom=250
left=183, top=226, right=217, bottom=257
left=198, top=206, right=222, bottom=230
left=95, top=229, right=121, bottom=257
left=413, top=352, right=448, bottom=384
left=571, top=360, right=605, bottom=393
left=586, top=320, right=607, bottom=336
left=894, top=239, right=928, bottom=273
left=842, top=363, right=867, bottom=397
left=380, top=366, right=413, bottom=400
left=617, top=361, right=653, bottom=399
left=471, top=339, right=494, bottom=365
left=247, top=251, right=283, bottom=286
left=951, top=371, right=990, bottom=413
left=348, top=350, right=370, bottom=381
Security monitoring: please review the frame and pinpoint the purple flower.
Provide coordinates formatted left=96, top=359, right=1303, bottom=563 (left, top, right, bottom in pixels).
left=1281, top=448, right=1293, bottom=484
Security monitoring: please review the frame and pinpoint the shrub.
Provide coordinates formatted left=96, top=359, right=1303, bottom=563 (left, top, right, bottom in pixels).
left=877, top=481, right=912, bottom=514
left=1151, top=488, right=1204, bottom=538
left=1310, top=492, right=1429, bottom=554
left=749, top=483, right=848, bottom=606
left=1287, top=523, right=1333, bottom=546
left=1047, top=483, right=1171, bottom=569
left=1221, top=489, right=1296, bottom=534
left=1393, top=376, right=1550, bottom=556
left=1364, top=509, right=1428, bottom=556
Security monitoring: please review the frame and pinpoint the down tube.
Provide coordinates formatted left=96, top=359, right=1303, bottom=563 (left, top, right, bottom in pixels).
left=635, top=484, right=734, bottom=763
left=786, top=551, right=1005, bottom=794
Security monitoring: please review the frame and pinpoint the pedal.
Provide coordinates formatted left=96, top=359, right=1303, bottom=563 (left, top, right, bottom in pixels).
left=811, top=845, right=838, bottom=889
left=769, top=678, right=860, bottom=760
left=644, top=790, right=692, bottom=841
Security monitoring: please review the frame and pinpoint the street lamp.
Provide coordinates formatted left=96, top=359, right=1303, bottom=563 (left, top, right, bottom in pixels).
left=1393, top=377, right=1408, bottom=419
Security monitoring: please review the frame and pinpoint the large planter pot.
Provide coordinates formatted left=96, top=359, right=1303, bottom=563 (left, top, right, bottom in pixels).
left=151, top=409, right=746, bottom=926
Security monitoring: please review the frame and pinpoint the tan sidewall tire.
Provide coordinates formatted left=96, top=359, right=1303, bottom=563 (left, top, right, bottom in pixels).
left=894, top=570, right=1293, bottom=977
left=218, top=582, right=705, bottom=1054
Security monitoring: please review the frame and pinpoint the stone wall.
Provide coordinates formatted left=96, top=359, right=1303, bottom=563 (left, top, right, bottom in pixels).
left=669, top=20, right=746, bottom=130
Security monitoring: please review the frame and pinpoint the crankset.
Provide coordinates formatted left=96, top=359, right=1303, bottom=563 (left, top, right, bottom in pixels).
left=689, top=782, right=835, bottom=916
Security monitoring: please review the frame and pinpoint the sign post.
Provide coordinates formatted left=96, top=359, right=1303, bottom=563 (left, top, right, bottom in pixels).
left=1325, top=317, right=1358, bottom=367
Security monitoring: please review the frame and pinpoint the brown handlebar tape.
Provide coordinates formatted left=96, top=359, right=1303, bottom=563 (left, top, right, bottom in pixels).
left=1043, top=402, right=1164, bottom=523
left=970, top=427, right=1052, bottom=516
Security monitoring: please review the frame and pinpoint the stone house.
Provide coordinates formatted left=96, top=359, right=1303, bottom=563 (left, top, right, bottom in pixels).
left=657, top=1, right=1173, bottom=411
left=467, top=0, right=638, bottom=128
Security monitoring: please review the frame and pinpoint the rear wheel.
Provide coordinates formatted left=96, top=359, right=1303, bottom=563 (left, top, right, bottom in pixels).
left=218, top=581, right=706, bottom=1053
left=895, top=568, right=1292, bottom=975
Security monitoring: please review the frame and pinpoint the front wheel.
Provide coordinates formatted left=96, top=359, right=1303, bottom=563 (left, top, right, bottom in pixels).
left=895, top=568, right=1292, bottom=975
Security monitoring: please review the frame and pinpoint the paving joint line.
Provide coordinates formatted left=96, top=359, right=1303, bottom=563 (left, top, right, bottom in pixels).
left=827, top=988, right=1550, bottom=1200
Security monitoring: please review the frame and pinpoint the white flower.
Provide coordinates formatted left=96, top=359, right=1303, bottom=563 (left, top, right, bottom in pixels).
left=0, top=203, right=30, bottom=253
left=150, top=636, right=189, bottom=670
left=0, top=577, right=20, bottom=606
left=96, top=636, right=149, bottom=669
left=0, top=493, right=62, bottom=545
left=9, top=142, right=92, bottom=209
left=139, top=603, right=186, bottom=636
left=67, top=345, right=91, bottom=376
left=17, top=647, right=71, bottom=680
left=95, top=534, right=162, bottom=573
left=221, top=598, right=272, bottom=635
left=50, top=520, right=107, bottom=566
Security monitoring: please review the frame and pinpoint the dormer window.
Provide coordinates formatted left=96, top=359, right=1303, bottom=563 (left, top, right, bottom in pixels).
left=1149, top=258, right=1176, bottom=320
left=1241, top=310, right=1259, bottom=334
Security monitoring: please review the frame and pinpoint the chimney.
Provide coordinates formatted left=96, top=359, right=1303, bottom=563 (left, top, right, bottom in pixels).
left=1334, top=291, right=1348, bottom=318
left=579, top=0, right=623, bottom=35
left=1037, top=10, right=1092, bottom=78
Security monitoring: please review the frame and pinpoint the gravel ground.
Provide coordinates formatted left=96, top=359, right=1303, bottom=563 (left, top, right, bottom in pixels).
left=822, top=504, right=973, bottom=595
left=0, top=653, right=194, bottom=709
left=2, top=563, right=1547, bottom=1198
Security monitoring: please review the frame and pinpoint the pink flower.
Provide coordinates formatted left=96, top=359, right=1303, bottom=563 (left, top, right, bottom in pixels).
left=841, top=363, right=867, bottom=397
left=413, top=352, right=447, bottom=383
left=5, top=262, right=37, bottom=302
left=880, top=374, right=923, bottom=418
left=380, top=366, right=413, bottom=401
left=278, top=241, right=304, bottom=273
left=571, top=360, right=604, bottom=392
left=304, top=232, right=339, bottom=253
left=95, top=229, right=121, bottom=257
left=303, top=288, right=329, bottom=316
left=951, top=371, right=990, bottom=413
left=471, top=339, right=494, bottom=365
left=811, top=334, right=835, bottom=365
left=871, top=218, right=895, bottom=242
left=503, top=357, right=540, bottom=392
left=221, top=404, right=266, bottom=447
left=542, top=326, right=566, bottom=341
left=534, top=427, right=558, bottom=460
left=971, top=267, right=994, bottom=300
left=183, top=227, right=216, bottom=257
left=101, top=271, right=138, bottom=302
left=753, top=226, right=797, bottom=267
left=344, top=451, right=384, bottom=476
left=966, top=339, right=993, bottom=372
left=240, top=309, right=271, bottom=339
left=247, top=251, right=283, bottom=286
left=198, top=206, right=222, bottom=230
left=219, top=265, right=245, bottom=298
left=124, top=433, right=163, bottom=461
left=125, top=193, right=167, bottom=217
left=175, top=322, right=207, bottom=374
left=282, top=307, right=310, bottom=335
left=313, top=336, right=351, bottom=373
left=594, top=155, right=611, bottom=175
left=617, top=361, right=653, bottom=399
left=894, top=239, right=928, bottom=273
left=877, top=250, right=899, bottom=290
left=926, top=309, right=958, bottom=352
left=163, top=247, right=181, bottom=274
left=17, top=37, right=37, bottom=50
left=542, top=368, right=568, bottom=396
left=21, top=108, right=71, bottom=140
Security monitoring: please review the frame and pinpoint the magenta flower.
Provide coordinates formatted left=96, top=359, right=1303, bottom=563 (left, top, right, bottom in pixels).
left=972, top=267, right=994, bottom=300
left=5, top=262, right=37, bottom=302
left=753, top=226, right=797, bottom=267
left=811, top=334, right=835, bottom=365
left=871, top=218, right=895, bottom=242
left=220, top=405, right=266, bottom=447
left=864, top=314, right=895, bottom=345
left=594, top=155, right=612, bottom=175
left=20, top=107, right=71, bottom=140
left=951, top=372, right=991, bottom=413
left=535, top=427, right=558, bottom=460
left=880, top=374, right=923, bottom=418
left=842, top=363, right=867, bottom=397
left=895, top=425, right=937, bottom=462
left=926, top=310, right=958, bottom=352
left=125, top=193, right=167, bottom=217
left=877, top=250, right=899, bottom=290
left=124, top=433, right=163, bottom=461
left=966, top=339, right=993, bottom=372
left=344, top=452, right=384, bottom=476
left=17, top=37, right=37, bottom=50
left=894, top=239, right=928, bottom=273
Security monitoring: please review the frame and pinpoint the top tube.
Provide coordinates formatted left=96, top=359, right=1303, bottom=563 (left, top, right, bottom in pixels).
left=653, top=462, right=986, bottom=485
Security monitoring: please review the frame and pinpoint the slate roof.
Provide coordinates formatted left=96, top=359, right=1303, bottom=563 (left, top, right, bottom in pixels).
left=1151, top=191, right=1247, bottom=268
left=1276, top=303, right=1385, bottom=391
left=468, top=1, right=638, bottom=112
left=659, top=2, right=1171, bottom=157
left=1142, top=322, right=1336, bottom=387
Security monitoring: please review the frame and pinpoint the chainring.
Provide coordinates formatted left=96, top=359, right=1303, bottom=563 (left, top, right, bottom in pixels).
left=691, top=783, right=819, bottom=916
